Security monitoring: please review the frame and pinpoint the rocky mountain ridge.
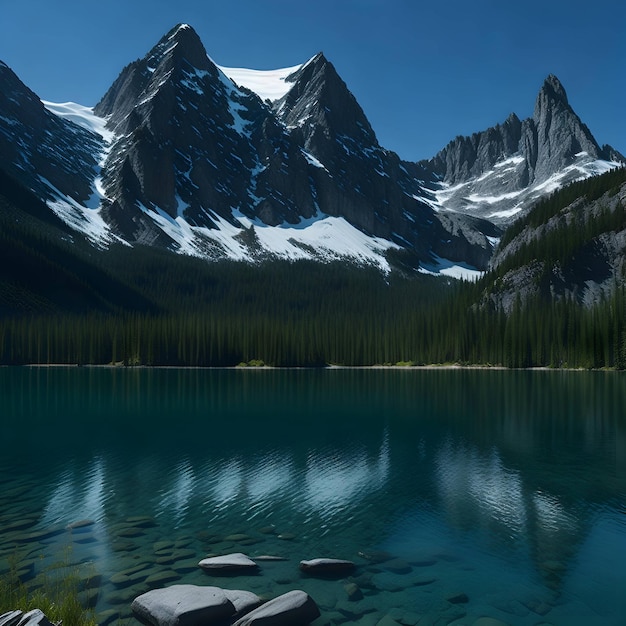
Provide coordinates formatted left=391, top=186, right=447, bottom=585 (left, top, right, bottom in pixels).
left=426, top=75, right=622, bottom=225
left=0, top=23, right=623, bottom=276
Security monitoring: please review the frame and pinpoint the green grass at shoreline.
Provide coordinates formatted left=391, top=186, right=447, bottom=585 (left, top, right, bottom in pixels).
left=0, top=554, right=97, bottom=626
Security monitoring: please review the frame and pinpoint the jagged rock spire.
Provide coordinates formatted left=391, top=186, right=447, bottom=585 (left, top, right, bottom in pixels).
left=532, top=74, right=601, bottom=181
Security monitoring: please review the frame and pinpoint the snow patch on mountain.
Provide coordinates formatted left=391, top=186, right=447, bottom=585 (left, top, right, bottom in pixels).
left=532, top=158, right=620, bottom=194
left=218, top=63, right=304, bottom=102
left=44, top=100, right=116, bottom=211
left=431, top=152, right=622, bottom=224
left=39, top=176, right=125, bottom=248
left=233, top=210, right=399, bottom=270
left=418, top=255, right=483, bottom=281
left=42, top=101, right=114, bottom=143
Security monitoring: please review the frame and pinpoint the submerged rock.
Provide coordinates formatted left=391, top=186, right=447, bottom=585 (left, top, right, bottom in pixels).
left=145, top=570, right=180, bottom=586
left=344, top=582, right=363, bottom=601
left=96, top=609, right=120, bottom=626
left=383, top=558, right=412, bottom=575
left=446, top=591, right=469, bottom=604
left=233, top=590, right=320, bottom=626
left=299, top=558, right=355, bottom=577
left=125, top=516, right=157, bottom=527
left=131, top=584, right=235, bottom=626
left=224, top=534, right=251, bottom=542
left=472, top=619, right=512, bottom=626
left=66, top=519, right=95, bottom=532
left=358, top=550, right=393, bottom=564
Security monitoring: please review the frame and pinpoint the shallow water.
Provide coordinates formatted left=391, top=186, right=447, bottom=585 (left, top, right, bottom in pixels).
left=0, top=367, right=625, bottom=625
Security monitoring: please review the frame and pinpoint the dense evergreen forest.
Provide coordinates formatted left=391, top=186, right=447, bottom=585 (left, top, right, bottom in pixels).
left=1, top=167, right=625, bottom=368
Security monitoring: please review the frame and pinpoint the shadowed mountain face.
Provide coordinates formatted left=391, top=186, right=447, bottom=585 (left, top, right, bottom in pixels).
left=0, top=61, right=103, bottom=206
left=0, top=24, right=622, bottom=275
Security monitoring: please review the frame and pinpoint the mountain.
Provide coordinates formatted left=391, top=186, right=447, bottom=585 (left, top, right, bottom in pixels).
left=424, top=75, right=622, bottom=224
left=0, top=23, right=623, bottom=279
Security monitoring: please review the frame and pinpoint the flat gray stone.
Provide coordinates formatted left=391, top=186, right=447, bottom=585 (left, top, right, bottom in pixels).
left=233, top=590, right=320, bottom=626
left=299, top=558, right=355, bottom=576
left=131, top=584, right=235, bottom=626
left=198, top=553, right=258, bottom=574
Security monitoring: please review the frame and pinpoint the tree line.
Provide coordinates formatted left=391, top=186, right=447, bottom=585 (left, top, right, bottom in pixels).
left=1, top=166, right=626, bottom=368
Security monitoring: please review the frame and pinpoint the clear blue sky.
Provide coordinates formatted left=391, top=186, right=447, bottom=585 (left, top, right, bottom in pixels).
left=1, top=0, right=624, bottom=161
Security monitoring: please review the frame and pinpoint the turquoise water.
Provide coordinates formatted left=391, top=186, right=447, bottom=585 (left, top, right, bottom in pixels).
left=0, top=367, right=625, bottom=625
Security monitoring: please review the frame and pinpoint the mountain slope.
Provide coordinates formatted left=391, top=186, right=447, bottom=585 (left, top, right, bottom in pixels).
left=0, top=168, right=155, bottom=315
left=477, top=167, right=626, bottom=311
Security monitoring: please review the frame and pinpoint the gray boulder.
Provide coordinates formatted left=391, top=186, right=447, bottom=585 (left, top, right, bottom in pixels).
left=233, top=590, right=320, bottom=626
left=223, top=590, right=263, bottom=617
left=0, top=611, right=24, bottom=626
left=198, top=553, right=258, bottom=574
left=16, top=611, right=54, bottom=626
left=131, top=584, right=235, bottom=626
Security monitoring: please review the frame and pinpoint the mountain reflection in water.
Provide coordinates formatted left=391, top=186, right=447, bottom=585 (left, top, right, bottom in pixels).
left=1, top=368, right=624, bottom=624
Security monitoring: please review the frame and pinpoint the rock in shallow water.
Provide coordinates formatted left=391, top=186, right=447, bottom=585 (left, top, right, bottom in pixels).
left=446, top=591, right=470, bottom=604
left=233, top=590, right=320, bottom=626
left=223, top=590, right=263, bottom=617
left=383, top=558, right=412, bottom=575
left=198, top=553, right=258, bottom=574
left=343, top=582, right=363, bottom=601
left=131, top=584, right=235, bottom=626
left=299, top=558, right=355, bottom=577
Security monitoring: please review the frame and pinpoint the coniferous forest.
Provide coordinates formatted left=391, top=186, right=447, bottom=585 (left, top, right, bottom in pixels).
left=1, top=168, right=626, bottom=369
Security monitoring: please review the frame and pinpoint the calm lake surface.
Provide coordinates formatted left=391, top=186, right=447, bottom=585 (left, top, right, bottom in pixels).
left=0, top=368, right=625, bottom=626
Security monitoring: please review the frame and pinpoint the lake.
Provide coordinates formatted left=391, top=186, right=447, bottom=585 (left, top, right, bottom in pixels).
left=0, top=367, right=625, bottom=626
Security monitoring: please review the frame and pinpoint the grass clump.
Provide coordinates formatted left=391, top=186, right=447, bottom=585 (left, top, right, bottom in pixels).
left=0, top=552, right=98, bottom=626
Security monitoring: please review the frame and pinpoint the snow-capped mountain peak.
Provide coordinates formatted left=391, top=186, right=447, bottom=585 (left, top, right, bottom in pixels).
left=1, top=24, right=623, bottom=279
